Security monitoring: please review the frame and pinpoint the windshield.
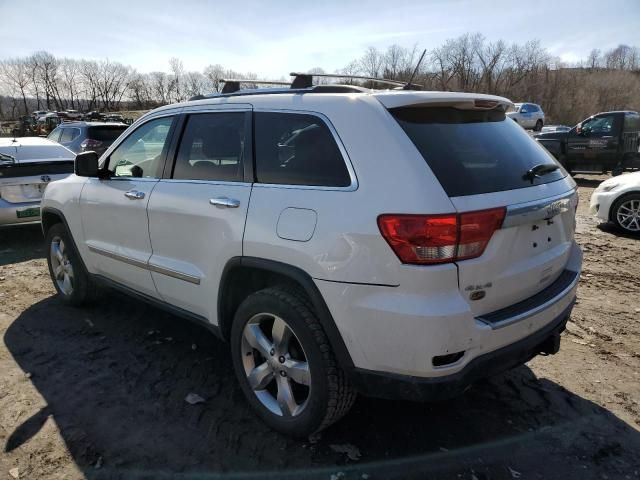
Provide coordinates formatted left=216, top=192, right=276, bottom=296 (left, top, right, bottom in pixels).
left=391, top=106, right=566, bottom=197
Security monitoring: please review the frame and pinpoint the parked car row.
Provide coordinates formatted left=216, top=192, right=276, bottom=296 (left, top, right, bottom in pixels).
left=32, top=110, right=133, bottom=124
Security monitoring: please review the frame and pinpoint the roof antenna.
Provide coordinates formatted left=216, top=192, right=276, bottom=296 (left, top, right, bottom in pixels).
left=403, top=49, right=427, bottom=90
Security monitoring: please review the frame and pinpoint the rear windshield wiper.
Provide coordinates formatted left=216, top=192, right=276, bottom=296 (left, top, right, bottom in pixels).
left=523, top=163, right=559, bottom=184
left=0, top=152, right=16, bottom=164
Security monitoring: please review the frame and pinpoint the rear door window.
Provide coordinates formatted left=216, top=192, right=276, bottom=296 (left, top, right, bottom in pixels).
left=391, top=107, right=566, bottom=197
left=254, top=112, right=351, bottom=187
left=172, top=112, right=246, bottom=182
left=623, top=113, right=640, bottom=131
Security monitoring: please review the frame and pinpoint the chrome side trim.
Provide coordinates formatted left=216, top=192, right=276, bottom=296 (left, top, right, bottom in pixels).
left=148, top=263, right=201, bottom=285
left=88, top=245, right=149, bottom=269
left=87, top=245, right=201, bottom=285
left=502, top=189, right=577, bottom=228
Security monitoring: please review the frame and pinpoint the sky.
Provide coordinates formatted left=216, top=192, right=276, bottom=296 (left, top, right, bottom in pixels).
left=0, top=0, right=638, bottom=78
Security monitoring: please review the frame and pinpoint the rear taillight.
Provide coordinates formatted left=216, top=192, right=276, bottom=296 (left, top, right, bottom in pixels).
left=80, top=139, right=103, bottom=151
left=377, top=208, right=506, bottom=265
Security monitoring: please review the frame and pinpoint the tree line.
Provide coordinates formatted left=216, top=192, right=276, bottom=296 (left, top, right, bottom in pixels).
left=1, top=35, right=638, bottom=125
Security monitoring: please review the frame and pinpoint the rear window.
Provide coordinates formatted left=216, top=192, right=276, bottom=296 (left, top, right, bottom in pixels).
left=15, top=144, right=74, bottom=162
left=391, top=107, right=566, bottom=197
left=88, top=126, right=128, bottom=142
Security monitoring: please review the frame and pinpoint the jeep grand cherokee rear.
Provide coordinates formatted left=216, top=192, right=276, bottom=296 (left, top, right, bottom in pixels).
left=41, top=87, right=581, bottom=437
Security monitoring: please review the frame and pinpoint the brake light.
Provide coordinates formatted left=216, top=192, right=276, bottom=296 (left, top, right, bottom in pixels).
left=80, top=139, right=103, bottom=151
left=377, top=207, right=506, bottom=265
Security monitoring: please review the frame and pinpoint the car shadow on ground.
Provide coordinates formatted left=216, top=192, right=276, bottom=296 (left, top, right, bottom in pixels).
left=0, top=224, right=45, bottom=266
left=573, top=177, right=604, bottom=188
left=4, top=295, right=640, bottom=479
left=596, top=221, right=640, bottom=240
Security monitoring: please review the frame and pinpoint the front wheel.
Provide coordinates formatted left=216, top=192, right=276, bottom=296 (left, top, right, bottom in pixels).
left=45, top=223, right=97, bottom=305
left=611, top=193, right=640, bottom=235
left=230, top=286, right=356, bottom=437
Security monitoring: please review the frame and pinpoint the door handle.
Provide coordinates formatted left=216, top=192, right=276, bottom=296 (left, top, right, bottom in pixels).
left=209, top=196, right=240, bottom=208
left=124, top=190, right=145, bottom=200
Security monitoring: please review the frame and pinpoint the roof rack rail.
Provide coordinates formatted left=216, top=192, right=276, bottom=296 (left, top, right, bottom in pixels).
left=289, top=72, right=422, bottom=90
left=220, top=78, right=291, bottom=94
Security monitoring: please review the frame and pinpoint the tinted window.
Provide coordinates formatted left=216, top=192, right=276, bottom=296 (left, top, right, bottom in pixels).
left=528, top=104, right=539, bottom=112
left=582, top=115, right=615, bottom=135
left=88, top=126, right=127, bottom=142
left=15, top=144, right=74, bottom=161
left=254, top=112, right=350, bottom=187
left=391, top=107, right=566, bottom=197
left=173, top=112, right=245, bottom=182
left=108, top=116, right=173, bottom=178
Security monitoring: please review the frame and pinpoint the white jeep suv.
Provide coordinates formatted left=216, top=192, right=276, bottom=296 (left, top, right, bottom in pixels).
left=41, top=83, right=582, bottom=437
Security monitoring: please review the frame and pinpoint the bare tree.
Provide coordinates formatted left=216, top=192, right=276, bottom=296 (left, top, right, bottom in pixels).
left=0, top=58, right=31, bottom=115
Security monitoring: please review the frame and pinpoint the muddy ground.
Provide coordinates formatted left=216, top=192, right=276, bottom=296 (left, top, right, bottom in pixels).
left=0, top=176, right=639, bottom=480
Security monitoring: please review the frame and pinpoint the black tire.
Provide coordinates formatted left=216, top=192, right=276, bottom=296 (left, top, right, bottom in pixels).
left=610, top=193, right=640, bottom=235
left=230, top=286, right=356, bottom=437
left=534, top=119, right=543, bottom=131
left=45, top=223, right=97, bottom=305
left=611, top=166, right=624, bottom=177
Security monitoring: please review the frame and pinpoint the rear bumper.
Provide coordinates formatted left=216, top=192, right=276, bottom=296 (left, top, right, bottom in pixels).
left=349, top=301, right=573, bottom=401
left=0, top=199, right=41, bottom=226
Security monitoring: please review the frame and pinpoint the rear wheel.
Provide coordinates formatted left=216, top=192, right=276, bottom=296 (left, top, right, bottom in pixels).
left=534, top=119, right=543, bottom=131
left=611, top=193, right=640, bottom=235
left=230, top=286, right=355, bottom=437
left=45, top=223, right=96, bottom=305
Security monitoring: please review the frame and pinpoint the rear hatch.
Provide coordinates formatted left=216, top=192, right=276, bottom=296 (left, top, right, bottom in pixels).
left=384, top=95, right=577, bottom=316
left=85, top=125, right=128, bottom=154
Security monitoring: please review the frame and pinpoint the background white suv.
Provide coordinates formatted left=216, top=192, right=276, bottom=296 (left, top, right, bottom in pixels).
left=41, top=84, right=581, bottom=437
left=507, top=102, right=545, bottom=131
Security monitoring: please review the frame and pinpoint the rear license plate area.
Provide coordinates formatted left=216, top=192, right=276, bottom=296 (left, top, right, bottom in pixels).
left=16, top=207, right=40, bottom=218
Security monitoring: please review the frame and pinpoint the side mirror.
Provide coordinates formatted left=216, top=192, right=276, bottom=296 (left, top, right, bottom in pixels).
left=75, top=151, right=99, bottom=177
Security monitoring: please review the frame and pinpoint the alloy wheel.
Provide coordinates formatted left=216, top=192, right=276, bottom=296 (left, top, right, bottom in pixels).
left=50, top=236, right=74, bottom=295
left=241, top=313, right=311, bottom=417
left=616, top=199, right=640, bottom=232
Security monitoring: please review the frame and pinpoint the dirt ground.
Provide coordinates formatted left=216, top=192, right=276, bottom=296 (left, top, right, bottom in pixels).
left=0, top=176, right=639, bottom=480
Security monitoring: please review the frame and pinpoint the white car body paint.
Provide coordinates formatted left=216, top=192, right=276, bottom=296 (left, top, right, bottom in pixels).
left=41, top=89, right=581, bottom=378
left=590, top=171, right=640, bottom=222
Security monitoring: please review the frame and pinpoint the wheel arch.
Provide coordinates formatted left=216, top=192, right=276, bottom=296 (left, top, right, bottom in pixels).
left=218, top=257, right=355, bottom=370
left=41, top=207, right=90, bottom=274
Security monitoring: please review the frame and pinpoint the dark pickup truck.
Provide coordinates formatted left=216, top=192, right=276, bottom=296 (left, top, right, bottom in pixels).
left=534, top=110, right=640, bottom=176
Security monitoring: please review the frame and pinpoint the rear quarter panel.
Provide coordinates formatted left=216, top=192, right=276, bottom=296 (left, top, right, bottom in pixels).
left=242, top=95, right=456, bottom=285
